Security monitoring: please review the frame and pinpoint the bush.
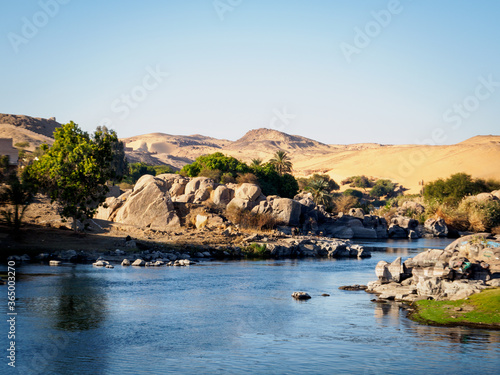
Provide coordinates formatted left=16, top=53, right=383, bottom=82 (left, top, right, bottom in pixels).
left=423, top=173, right=496, bottom=206
left=343, top=188, right=363, bottom=199
left=180, top=152, right=249, bottom=181
left=225, top=205, right=276, bottom=231
left=220, top=172, right=235, bottom=184
left=458, top=199, right=500, bottom=232
left=370, top=179, right=396, bottom=198
left=243, top=243, right=269, bottom=258
left=332, top=195, right=358, bottom=214
left=123, top=162, right=174, bottom=184
left=236, top=173, right=258, bottom=184
left=199, top=167, right=221, bottom=181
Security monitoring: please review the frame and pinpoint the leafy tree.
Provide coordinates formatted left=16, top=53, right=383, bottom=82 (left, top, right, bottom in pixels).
left=25, top=121, right=125, bottom=231
left=180, top=152, right=249, bottom=181
left=370, top=179, right=396, bottom=198
left=0, top=172, right=34, bottom=231
left=423, top=173, right=494, bottom=206
left=122, top=162, right=174, bottom=184
left=95, top=126, right=128, bottom=183
left=269, top=150, right=292, bottom=175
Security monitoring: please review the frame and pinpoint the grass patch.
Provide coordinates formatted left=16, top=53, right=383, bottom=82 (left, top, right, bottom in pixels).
left=242, top=243, right=269, bottom=259
left=410, top=288, right=500, bottom=329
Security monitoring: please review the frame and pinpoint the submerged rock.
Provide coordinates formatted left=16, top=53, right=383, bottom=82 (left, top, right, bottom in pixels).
left=292, top=292, right=311, bottom=300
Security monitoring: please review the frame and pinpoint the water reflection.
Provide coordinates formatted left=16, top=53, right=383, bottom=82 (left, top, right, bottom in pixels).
left=374, top=300, right=500, bottom=345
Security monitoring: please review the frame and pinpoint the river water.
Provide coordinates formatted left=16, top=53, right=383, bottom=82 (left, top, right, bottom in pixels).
left=2, top=238, right=499, bottom=375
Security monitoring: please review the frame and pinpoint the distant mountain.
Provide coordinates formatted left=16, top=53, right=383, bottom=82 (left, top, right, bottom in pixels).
left=226, top=128, right=329, bottom=152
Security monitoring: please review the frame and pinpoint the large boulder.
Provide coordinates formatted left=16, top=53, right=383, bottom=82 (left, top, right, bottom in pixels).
left=271, top=198, right=301, bottom=226
left=424, top=218, right=448, bottom=237
left=390, top=216, right=418, bottom=230
left=348, top=208, right=365, bottom=219
left=184, top=177, right=215, bottom=195
left=491, top=190, right=500, bottom=200
left=113, top=175, right=180, bottom=230
left=211, top=185, right=234, bottom=206
left=235, top=183, right=261, bottom=201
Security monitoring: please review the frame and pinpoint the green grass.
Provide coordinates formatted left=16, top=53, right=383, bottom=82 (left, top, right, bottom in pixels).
left=411, top=288, right=500, bottom=328
left=243, top=243, right=268, bottom=258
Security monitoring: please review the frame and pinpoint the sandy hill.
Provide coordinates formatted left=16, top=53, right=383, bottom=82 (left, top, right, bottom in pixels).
left=124, top=130, right=500, bottom=194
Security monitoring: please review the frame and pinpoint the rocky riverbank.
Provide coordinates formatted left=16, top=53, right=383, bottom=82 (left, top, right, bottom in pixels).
left=2, top=221, right=371, bottom=265
left=365, top=233, right=500, bottom=302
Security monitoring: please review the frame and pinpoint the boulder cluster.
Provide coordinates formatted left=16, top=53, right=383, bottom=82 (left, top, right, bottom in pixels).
left=96, top=174, right=455, bottom=240
left=366, top=233, right=500, bottom=301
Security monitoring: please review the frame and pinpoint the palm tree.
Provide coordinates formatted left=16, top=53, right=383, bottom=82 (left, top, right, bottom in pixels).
left=251, top=158, right=262, bottom=167
left=305, top=178, right=332, bottom=206
left=269, top=150, right=292, bottom=175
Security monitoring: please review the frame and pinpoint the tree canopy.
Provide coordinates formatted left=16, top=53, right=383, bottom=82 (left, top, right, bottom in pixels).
left=25, top=121, right=126, bottom=231
left=423, top=173, right=499, bottom=206
left=179, top=152, right=299, bottom=198
left=269, top=150, right=292, bottom=175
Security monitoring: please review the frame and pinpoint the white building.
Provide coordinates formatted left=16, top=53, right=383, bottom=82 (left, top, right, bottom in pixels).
left=0, top=138, right=19, bottom=165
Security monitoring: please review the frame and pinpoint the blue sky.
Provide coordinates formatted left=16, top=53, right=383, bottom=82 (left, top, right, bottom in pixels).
left=1, top=0, right=499, bottom=144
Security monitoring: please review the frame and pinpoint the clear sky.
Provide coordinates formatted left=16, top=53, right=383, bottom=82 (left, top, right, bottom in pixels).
left=1, top=0, right=499, bottom=145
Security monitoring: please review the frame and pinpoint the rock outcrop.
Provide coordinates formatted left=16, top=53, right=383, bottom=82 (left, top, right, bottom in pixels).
left=366, top=234, right=500, bottom=301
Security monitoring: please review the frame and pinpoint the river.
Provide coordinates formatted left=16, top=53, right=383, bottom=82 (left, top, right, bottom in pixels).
left=2, top=238, right=499, bottom=374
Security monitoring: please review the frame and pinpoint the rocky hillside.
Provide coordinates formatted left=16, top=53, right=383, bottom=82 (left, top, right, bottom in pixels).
left=0, top=113, right=60, bottom=151
left=0, top=113, right=60, bottom=138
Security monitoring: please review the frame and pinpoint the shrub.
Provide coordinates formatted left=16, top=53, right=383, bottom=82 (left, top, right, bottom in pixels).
left=243, top=243, right=269, bottom=258
left=332, top=195, right=358, bottom=214
left=458, top=199, right=500, bottom=232
left=225, top=206, right=276, bottom=231
left=236, top=173, right=258, bottom=185
left=199, top=167, right=221, bottom=181
left=423, top=173, right=495, bottom=206
left=370, top=179, right=396, bottom=198
left=343, top=188, right=363, bottom=199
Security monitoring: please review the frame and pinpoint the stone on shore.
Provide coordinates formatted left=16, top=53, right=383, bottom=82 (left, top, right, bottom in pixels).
left=121, top=259, right=131, bottom=266
left=132, top=259, right=145, bottom=266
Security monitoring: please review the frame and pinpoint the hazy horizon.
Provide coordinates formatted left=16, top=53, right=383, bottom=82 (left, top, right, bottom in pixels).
left=2, top=1, right=499, bottom=145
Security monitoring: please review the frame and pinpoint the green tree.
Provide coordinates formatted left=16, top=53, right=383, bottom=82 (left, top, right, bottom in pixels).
left=303, top=174, right=339, bottom=207
left=305, top=178, right=332, bottom=206
left=25, top=121, right=125, bottom=231
left=423, top=173, right=494, bottom=206
left=180, top=152, right=249, bottom=182
left=370, top=179, right=396, bottom=198
left=95, top=126, right=128, bottom=183
left=0, top=172, right=34, bottom=232
left=251, top=158, right=262, bottom=167
left=269, top=150, right=292, bottom=175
